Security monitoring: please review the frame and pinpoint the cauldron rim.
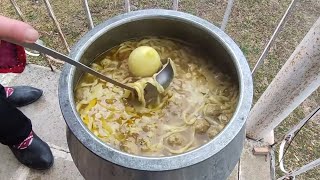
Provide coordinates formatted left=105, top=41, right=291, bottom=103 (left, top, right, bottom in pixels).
left=59, top=9, right=253, bottom=171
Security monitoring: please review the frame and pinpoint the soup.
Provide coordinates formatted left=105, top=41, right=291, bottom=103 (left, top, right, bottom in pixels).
left=75, top=37, right=238, bottom=156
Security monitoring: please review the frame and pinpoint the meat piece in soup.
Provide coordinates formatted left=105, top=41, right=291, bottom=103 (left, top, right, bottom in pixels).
left=194, top=119, right=210, bottom=134
left=167, top=133, right=185, bottom=146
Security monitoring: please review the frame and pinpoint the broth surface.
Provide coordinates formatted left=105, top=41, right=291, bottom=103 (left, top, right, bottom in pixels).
left=75, top=37, right=238, bottom=156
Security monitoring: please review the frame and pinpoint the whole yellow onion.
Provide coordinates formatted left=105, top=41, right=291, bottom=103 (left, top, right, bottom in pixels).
left=128, top=46, right=162, bottom=77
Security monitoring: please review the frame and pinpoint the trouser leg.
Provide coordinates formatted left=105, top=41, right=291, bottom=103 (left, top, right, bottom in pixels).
left=0, top=84, right=32, bottom=145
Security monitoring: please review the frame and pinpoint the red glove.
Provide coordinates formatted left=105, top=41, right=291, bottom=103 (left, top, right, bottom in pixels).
left=0, top=15, right=39, bottom=74
left=0, top=40, right=26, bottom=73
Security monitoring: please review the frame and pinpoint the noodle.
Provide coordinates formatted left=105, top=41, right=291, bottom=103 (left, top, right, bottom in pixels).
left=75, top=37, right=238, bottom=156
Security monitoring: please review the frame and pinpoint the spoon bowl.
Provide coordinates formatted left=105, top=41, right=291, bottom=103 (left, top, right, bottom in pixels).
left=155, top=58, right=175, bottom=89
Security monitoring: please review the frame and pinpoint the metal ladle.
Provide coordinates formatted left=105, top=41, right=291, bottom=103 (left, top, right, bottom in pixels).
left=17, top=41, right=174, bottom=94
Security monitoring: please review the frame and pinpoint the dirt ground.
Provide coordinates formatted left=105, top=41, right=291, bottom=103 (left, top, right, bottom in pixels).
left=0, top=0, right=319, bottom=179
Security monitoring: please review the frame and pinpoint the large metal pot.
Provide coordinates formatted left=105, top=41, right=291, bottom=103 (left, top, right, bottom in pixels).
left=59, top=9, right=253, bottom=180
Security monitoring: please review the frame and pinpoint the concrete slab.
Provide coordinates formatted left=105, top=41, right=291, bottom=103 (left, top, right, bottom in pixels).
left=0, top=146, right=21, bottom=180
left=0, top=73, right=18, bottom=86
left=8, top=64, right=68, bottom=149
left=27, top=158, right=84, bottom=180
left=239, top=140, right=271, bottom=180
left=0, top=136, right=82, bottom=180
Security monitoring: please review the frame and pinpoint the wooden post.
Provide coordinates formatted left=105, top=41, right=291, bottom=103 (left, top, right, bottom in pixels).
left=43, top=0, right=70, bottom=53
left=246, top=17, right=320, bottom=140
left=124, top=0, right=130, bottom=13
left=220, top=0, right=235, bottom=31
left=10, top=0, right=26, bottom=21
left=172, top=0, right=179, bottom=11
left=251, top=0, right=298, bottom=74
left=82, top=0, right=94, bottom=29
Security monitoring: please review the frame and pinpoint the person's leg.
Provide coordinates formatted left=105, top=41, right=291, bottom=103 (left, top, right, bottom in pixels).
left=0, top=84, right=32, bottom=145
left=0, top=84, right=53, bottom=170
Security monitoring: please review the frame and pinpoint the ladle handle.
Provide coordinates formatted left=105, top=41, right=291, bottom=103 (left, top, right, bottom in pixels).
left=19, top=41, right=135, bottom=91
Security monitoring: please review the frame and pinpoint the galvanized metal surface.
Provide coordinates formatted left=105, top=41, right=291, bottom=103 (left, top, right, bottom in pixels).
left=9, top=0, right=26, bottom=21
left=172, top=0, right=179, bottom=10
left=20, top=41, right=135, bottom=91
left=43, top=0, right=70, bottom=52
left=278, top=106, right=320, bottom=177
left=246, top=16, right=320, bottom=140
left=221, top=0, right=235, bottom=31
left=278, top=158, right=320, bottom=180
left=59, top=9, right=253, bottom=180
left=124, top=0, right=130, bottom=12
left=251, top=0, right=298, bottom=75
left=82, top=0, right=94, bottom=29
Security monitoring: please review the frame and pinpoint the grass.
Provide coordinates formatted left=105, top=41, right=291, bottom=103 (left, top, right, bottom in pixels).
left=1, top=0, right=319, bottom=179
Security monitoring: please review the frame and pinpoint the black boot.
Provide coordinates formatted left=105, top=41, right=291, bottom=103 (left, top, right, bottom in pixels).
left=6, top=86, right=43, bottom=107
left=10, top=132, right=54, bottom=170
